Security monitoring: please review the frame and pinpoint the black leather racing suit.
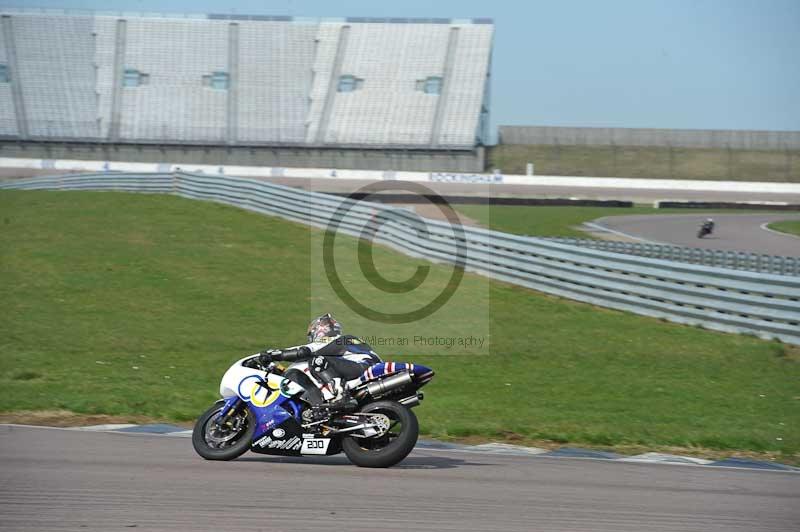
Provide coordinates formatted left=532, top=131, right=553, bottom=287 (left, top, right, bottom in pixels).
left=261, top=335, right=381, bottom=406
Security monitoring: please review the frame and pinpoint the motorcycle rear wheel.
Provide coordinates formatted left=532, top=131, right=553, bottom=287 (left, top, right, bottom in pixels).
left=342, top=400, right=418, bottom=468
left=192, top=402, right=255, bottom=461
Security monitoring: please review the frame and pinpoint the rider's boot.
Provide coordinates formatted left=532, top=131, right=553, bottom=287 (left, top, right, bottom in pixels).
left=327, top=386, right=358, bottom=412
left=306, top=384, right=357, bottom=423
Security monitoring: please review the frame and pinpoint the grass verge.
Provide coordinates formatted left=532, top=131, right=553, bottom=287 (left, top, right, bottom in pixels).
left=768, top=220, right=800, bottom=237
left=1, top=190, right=798, bottom=462
left=488, top=144, right=800, bottom=182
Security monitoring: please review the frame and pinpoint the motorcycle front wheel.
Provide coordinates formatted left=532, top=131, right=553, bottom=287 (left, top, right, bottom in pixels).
left=342, top=400, right=419, bottom=468
left=192, top=401, right=255, bottom=461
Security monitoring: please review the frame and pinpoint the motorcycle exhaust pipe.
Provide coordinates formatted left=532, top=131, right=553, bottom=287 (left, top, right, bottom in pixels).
left=363, top=370, right=413, bottom=399
left=398, top=393, right=423, bottom=407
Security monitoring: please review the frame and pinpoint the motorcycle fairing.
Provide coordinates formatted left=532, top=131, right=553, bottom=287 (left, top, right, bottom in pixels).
left=249, top=415, right=305, bottom=456
left=219, top=356, right=305, bottom=400
left=249, top=399, right=295, bottom=442
left=248, top=407, right=343, bottom=457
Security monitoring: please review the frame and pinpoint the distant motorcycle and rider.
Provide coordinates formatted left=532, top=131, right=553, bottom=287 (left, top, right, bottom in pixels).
left=697, top=218, right=715, bottom=239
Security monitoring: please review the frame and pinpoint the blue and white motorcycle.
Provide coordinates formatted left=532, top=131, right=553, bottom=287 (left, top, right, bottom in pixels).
left=192, top=355, right=434, bottom=468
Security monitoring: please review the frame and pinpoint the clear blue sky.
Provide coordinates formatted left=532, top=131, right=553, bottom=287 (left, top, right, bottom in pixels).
left=3, top=0, right=799, bottom=133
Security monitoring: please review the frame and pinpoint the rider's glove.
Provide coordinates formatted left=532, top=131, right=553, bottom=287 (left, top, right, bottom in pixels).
left=258, top=349, right=281, bottom=365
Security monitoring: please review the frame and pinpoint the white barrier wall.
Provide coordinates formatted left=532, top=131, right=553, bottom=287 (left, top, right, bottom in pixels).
left=1, top=157, right=800, bottom=195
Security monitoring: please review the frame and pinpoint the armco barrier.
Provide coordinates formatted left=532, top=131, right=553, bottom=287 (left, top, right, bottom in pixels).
left=544, top=238, right=800, bottom=276
left=3, top=172, right=799, bottom=345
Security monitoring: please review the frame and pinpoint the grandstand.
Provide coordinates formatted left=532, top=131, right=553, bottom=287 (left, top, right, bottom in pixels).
left=0, top=10, right=493, bottom=171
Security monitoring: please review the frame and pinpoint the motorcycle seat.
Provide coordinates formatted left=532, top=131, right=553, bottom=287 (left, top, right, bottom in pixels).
left=327, top=356, right=370, bottom=380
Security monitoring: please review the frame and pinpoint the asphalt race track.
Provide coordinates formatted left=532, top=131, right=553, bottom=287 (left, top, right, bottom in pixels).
left=591, top=213, right=800, bottom=256
left=1, top=426, right=798, bottom=532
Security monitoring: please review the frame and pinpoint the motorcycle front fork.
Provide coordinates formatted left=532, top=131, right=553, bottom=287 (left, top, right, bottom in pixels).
left=214, top=396, right=243, bottom=427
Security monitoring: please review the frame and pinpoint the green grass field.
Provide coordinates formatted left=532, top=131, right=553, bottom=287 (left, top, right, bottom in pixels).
left=488, top=144, right=800, bottom=182
left=768, top=220, right=800, bottom=237
left=2, top=190, right=798, bottom=461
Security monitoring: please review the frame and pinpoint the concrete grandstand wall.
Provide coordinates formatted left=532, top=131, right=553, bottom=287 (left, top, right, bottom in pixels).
left=499, top=126, right=800, bottom=151
left=0, top=141, right=485, bottom=172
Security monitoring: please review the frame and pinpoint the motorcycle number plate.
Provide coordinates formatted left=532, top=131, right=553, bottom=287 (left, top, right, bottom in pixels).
left=301, top=438, right=331, bottom=455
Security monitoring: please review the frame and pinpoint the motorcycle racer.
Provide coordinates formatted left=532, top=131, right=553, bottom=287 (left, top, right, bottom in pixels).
left=257, top=314, right=380, bottom=419
left=698, top=218, right=715, bottom=238
left=193, top=315, right=434, bottom=466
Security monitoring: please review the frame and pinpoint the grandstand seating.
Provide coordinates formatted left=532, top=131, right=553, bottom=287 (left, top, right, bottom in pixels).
left=92, top=16, right=118, bottom=140
left=304, top=22, right=346, bottom=144
left=321, top=22, right=450, bottom=145
left=116, top=18, right=230, bottom=142
left=0, top=10, right=493, bottom=149
left=9, top=15, right=97, bottom=138
left=0, top=20, right=17, bottom=137
left=236, top=21, right=317, bottom=143
left=437, top=25, right=492, bottom=146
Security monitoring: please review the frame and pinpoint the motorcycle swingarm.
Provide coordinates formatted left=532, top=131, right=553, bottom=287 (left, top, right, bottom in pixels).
left=323, top=413, right=390, bottom=438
